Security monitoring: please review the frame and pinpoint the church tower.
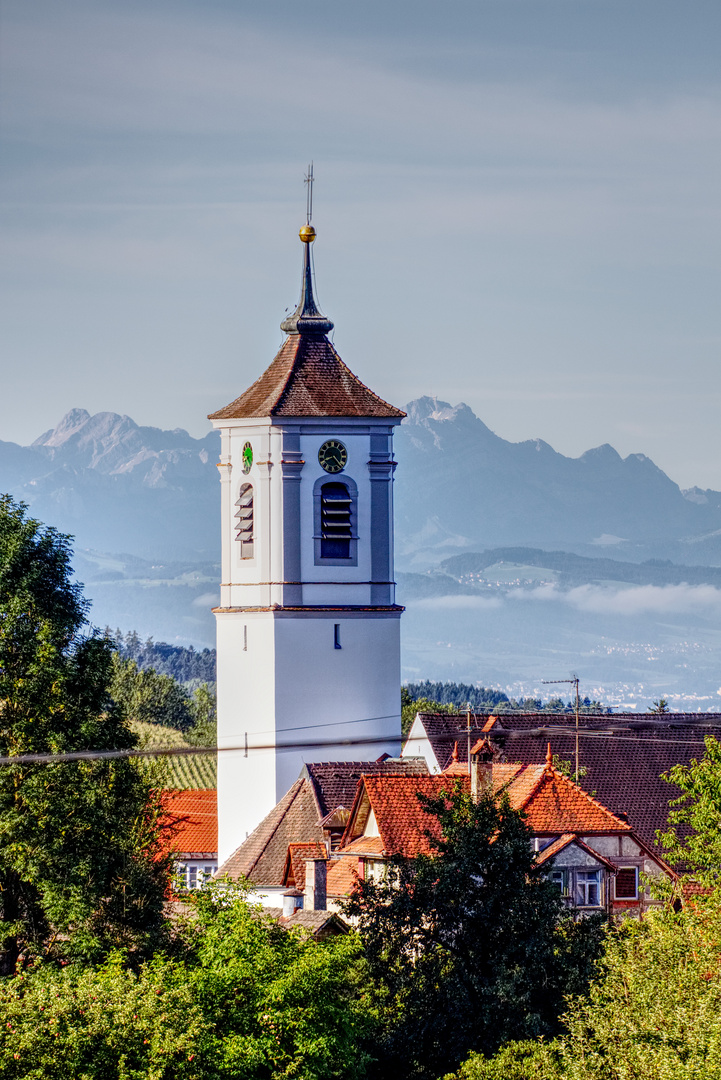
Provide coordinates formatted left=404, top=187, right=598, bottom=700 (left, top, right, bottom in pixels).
left=209, top=191, right=405, bottom=863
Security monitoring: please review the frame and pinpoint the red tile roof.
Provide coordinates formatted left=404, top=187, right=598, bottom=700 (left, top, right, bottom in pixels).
left=282, top=841, right=328, bottom=889
left=407, top=710, right=721, bottom=856
left=326, top=856, right=363, bottom=898
left=209, top=335, right=405, bottom=420
left=303, top=758, right=429, bottom=817
left=344, top=763, right=630, bottom=859
left=162, top=789, right=217, bottom=856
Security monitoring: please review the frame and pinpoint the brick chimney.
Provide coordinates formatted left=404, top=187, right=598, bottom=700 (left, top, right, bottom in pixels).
left=470, top=738, right=494, bottom=802
left=304, top=858, right=327, bottom=911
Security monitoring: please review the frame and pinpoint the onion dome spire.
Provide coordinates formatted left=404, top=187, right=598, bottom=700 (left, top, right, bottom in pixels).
left=280, top=163, right=334, bottom=336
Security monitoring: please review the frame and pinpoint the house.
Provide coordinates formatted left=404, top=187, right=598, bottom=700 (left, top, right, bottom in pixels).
left=161, top=789, right=218, bottom=889
left=216, top=757, right=429, bottom=907
left=402, top=709, right=721, bottom=858
left=325, top=742, right=675, bottom=915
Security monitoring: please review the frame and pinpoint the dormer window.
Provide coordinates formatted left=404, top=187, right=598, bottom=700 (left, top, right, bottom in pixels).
left=235, top=483, right=254, bottom=558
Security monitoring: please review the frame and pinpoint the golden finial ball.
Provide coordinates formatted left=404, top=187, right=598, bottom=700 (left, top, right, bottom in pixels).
left=299, top=224, right=316, bottom=243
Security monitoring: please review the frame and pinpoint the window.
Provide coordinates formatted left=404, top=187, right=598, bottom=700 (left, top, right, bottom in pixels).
left=320, top=482, right=352, bottom=559
left=334, top=623, right=341, bottom=649
left=177, top=863, right=218, bottom=890
left=235, top=483, right=254, bottom=558
left=575, top=870, right=601, bottom=907
left=615, top=867, right=638, bottom=900
left=551, top=869, right=570, bottom=896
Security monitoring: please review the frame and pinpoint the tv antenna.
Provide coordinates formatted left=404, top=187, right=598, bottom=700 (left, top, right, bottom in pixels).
left=542, top=675, right=580, bottom=782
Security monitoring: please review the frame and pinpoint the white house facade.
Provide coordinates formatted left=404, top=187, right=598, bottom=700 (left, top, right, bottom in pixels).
left=209, top=219, right=405, bottom=863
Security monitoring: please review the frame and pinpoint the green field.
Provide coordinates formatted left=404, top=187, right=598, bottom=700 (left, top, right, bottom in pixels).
left=130, top=720, right=216, bottom=789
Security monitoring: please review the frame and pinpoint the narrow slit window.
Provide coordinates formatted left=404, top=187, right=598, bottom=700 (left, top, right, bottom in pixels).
left=321, top=482, right=352, bottom=559
left=334, top=623, right=341, bottom=649
left=235, top=483, right=254, bottom=558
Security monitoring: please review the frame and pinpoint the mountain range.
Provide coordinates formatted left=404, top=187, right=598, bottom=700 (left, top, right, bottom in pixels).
left=3, top=401, right=721, bottom=708
left=4, top=398, right=721, bottom=567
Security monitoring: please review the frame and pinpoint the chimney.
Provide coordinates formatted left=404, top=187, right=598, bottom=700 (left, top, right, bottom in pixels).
left=282, top=889, right=304, bottom=918
left=470, top=738, right=494, bottom=802
left=304, top=858, right=327, bottom=911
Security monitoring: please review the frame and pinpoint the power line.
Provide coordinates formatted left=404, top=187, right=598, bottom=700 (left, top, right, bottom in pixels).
left=0, top=722, right=719, bottom=767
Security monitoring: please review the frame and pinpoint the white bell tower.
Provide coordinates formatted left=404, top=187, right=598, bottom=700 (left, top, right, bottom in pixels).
left=209, top=192, right=405, bottom=863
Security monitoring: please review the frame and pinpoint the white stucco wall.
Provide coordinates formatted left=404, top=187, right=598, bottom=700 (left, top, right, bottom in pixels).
left=212, top=413, right=402, bottom=864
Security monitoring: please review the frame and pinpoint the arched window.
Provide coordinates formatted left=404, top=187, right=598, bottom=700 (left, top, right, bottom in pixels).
left=320, top=482, right=352, bottom=559
left=235, top=483, right=254, bottom=558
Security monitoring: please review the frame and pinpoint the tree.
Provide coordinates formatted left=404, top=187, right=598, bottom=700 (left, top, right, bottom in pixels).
left=0, top=885, right=373, bottom=1080
left=401, top=691, right=455, bottom=737
left=0, top=496, right=169, bottom=972
left=650, top=698, right=670, bottom=714
left=344, top=784, right=604, bottom=1080
left=109, top=653, right=197, bottom=732
left=658, top=735, right=721, bottom=888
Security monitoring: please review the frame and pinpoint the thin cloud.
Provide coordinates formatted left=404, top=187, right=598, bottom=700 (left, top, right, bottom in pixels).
left=513, top=583, right=721, bottom=616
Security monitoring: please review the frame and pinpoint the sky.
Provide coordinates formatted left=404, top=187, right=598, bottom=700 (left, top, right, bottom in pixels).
left=2, top=0, right=720, bottom=487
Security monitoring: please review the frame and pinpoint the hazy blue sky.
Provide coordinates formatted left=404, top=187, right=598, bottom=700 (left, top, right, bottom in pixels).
left=2, top=0, right=720, bottom=487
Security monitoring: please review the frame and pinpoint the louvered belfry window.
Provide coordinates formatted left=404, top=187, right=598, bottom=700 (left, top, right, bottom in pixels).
left=320, top=482, right=352, bottom=559
left=235, top=483, right=254, bottom=558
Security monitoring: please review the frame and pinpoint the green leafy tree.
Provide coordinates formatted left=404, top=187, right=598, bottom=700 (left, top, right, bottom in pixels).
left=445, top=1040, right=561, bottom=1080
left=0, top=496, right=170, bottom=972
left=344, top=784, right=604, bottom=1080
left=109, top=653, right=196, bottom=732
left=400, top=691, right=455, bottom=737
left=658, top=735, right=721, bottom=887
left=0, top=885, right=373, bottom=1080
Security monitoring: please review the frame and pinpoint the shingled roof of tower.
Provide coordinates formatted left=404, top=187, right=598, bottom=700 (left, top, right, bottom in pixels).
left=208, top=335, right=405, bottom=420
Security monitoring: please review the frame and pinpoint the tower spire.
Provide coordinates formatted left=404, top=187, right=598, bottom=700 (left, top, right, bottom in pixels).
left=280, top=163, right=334, bottom=336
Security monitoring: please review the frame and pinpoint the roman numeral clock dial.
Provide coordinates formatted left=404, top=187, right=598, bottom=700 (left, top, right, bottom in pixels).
left=318, top=440, right=347, bottom=474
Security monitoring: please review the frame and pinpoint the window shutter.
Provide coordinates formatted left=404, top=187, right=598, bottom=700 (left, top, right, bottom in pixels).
left=235, top=483, right=254, bottom=558
left=320, top=482, right=352, bottom=559
left=615, top=867, right=638, bottom=899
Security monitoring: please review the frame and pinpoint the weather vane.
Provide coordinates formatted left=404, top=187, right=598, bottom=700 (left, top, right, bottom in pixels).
left=304, top=162, right=314, bottom=226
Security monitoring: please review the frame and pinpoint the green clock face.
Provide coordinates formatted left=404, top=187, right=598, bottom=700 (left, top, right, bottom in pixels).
left=241, top=441, right=253, bottom=475
left=318, top=440, right=348, bottom=474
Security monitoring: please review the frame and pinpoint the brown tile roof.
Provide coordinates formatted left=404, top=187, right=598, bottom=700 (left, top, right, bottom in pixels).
left=161, top=789, right=217, bottom=856
left=217, top=780, right=324, bottom=885
left=262, top=908, right=349, bottom=938
left=209, top=334, right=405, bottom=420
left=303, top=757, right=430, bottom=817
left=408, top=711, right=721, bottom=856
left=282, top=842, right=328, bottom=889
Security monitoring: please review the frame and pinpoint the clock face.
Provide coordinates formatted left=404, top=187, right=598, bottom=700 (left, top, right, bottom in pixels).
left=241, top=441, right=253, bottom=475
left=318, top=440, right=348, bottom=474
